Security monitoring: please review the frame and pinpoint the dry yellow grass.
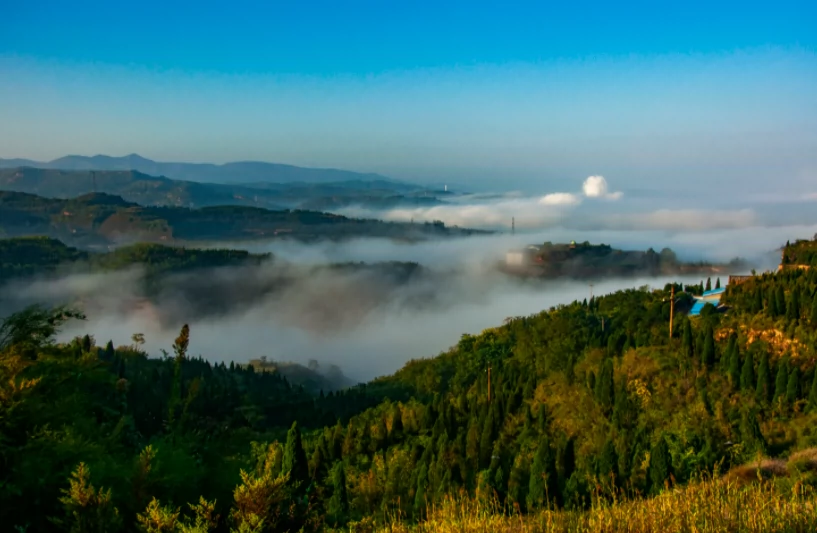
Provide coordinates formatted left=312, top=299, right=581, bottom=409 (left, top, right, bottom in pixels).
left=349, top=474, right=817, bottom=533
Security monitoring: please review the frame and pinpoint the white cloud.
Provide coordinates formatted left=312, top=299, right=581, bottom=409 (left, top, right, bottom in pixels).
left=583, top=175, right=623, bottom=200
left=538, top=192, right=581, bottom=206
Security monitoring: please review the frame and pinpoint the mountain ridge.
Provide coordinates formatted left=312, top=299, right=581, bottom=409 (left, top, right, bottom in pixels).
left=0, top=153, right=404, bottom=185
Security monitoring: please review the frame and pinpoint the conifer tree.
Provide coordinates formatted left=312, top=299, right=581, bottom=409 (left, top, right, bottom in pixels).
left=507, top=455, right=529, bottom=511
left=648, top=436, right=672, bottom=495
left=787, top=289, right=800, bottom=321
left=728, top=344, right=741, bottom=390
left=740, top=410, right=767, bottom=455
left=595, top=359, right=615, bottom=416
left=705, top=277, right=712, bottom=292
left=702, top=325, right=716, bottom=368
left=327, top=462, right=349, bottom=526
left=808, top=369, right=817, bottom=412
left=786, top=367, right=801, bottom=406
left=414, top=465, right=428, bottom=517
left=104, top=340, right=115, bottom=361
left=167, top=324, right=189, bottom=430
left=740, top=350, right=755, bottom=391
left=527, top=436, right=557, bottom=510
left=774, top=358, right=789, bottom=401
left=755, top=352, right=771, bottom=404
left=597, top=437, right=619, bottom=488
left=753, top=289, right=763, bottom=313
left=776, top=287, right=786, bottom=318
left=811, top=293, right=817, bottom=324
left=479, top=406, right=496, bottom=467
left=283, top=421, right=310, bottom=489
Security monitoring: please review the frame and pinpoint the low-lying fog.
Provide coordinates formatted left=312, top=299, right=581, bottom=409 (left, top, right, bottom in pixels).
left=4, top=217, right=817, bottom=384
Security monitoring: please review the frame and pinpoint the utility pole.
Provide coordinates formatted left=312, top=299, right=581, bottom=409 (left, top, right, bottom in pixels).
left=487, top=366, right=492, bottom=402
left=669, top=285, right=675, bottom=339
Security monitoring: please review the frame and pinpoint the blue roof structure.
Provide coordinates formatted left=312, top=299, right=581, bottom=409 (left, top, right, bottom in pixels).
left=689, top=300, right=708, bottom=316
left=702, top=287, right=726, bottom=297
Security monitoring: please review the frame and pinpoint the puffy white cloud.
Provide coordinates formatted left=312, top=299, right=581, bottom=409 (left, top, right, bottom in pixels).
left=583, top=175, right=623, bottom=200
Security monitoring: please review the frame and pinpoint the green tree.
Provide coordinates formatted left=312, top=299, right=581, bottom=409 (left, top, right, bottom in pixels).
left=283, top=421, right=310, bottom=489
left=648, top=436, right=672, bottom=495
left=740, top=410, right=767, bottom=455
left=755, top=352, right=771, bottom=404
left=527, top=436, right=557, bottom=510
left=728, top=342, right=741, bottom=390
left=740, top=350, right=755, bottom=391
left=715, top=277, right=721, bottom=289
left=808, top=369, right=817, bottom=412
left=705, top=277, right=712, bottom=292
left=597, top=437, right=619, bottom=489
left=811, top=293, right=817, bottom=323
left=701, top=325, right=716, bottom=369
left=326, top=462, right=349, bottom=526
left=786, top=367, right=801, bottom=406
left=595, top=359, right=615, bottom=416
left=774, top=358, right=789, bottom=402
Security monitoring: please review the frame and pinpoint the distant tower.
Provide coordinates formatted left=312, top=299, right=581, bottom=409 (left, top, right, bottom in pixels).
left=512, top=217, right=515, bottom=235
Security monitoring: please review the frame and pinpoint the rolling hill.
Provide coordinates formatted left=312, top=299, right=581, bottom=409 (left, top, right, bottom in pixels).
left=0, top=190, right=482, bottom=247
left=0, top=166, right=444, bottom=211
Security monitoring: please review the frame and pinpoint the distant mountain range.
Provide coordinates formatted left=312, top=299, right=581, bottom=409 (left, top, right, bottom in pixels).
left=0, top=153, right=401, bottom=185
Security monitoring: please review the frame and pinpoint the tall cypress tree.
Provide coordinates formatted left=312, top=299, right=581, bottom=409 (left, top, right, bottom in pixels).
left=682, top=319, right=694, bottom=360
left=702, top=325, right=716, bottom=369
left=787, top=289, right=800, bottom=321
left=705, top=277, right=712, bottom=292
left=283, top=421, right=310, bottom=489
left=775, top=287, right=786, bottom=318
left=786, top=367, right=801, bottom=405
left=755, top=352, right=771, bottom=404
left=740, top=350, right=756, bottom=391
left=728, top=345, right=741, bottom=390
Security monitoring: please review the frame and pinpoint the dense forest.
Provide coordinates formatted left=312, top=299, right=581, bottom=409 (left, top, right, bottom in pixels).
left=0, top=190, right=483, bottom=248
left=3, top=245, right=817, bottom=531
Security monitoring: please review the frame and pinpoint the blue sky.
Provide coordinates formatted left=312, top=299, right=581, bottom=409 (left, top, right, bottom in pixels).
left=1, top=0, right=815, bottom=194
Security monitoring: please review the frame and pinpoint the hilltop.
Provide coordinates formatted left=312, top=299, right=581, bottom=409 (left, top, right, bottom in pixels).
left=0, top=166, right=445, bottom=211
left=0, top=190, right=484, bottom=247
left=2, top=238, right=817, bottom=531
left=0, top=153, right=401, bottom=185
left=502, top=240, right=746, bottom=280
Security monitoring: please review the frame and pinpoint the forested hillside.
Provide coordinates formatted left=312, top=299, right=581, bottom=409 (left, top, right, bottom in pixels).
left=0, top=191, right=482, bottom=247
left=2, top=263, right=817, bottom=531
left=0, top=166, right=442, bottom=212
